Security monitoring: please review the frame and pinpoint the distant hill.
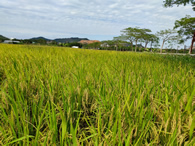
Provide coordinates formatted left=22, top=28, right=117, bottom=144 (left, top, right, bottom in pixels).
left=30, top=36, right=51, bottom=41
left=54, top=37, right=89, bottom=43
left=0, top=35, right=90, bottom=44
left=0, top=35, right=9, bottom=41
left=29, top=37, right=89, bottom=43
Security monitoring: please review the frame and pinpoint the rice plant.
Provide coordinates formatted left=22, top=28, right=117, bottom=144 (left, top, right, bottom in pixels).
left=0, top=44, right=194, bottom=145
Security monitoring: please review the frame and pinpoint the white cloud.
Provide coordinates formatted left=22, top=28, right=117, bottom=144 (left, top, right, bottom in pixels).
left=0, top=0, right=194, bottom=42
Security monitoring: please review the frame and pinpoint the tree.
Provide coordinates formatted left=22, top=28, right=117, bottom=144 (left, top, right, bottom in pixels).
left=149, top=34, right=159, bottom=49
left=156, top=29, right=179, bottom=53
left=122, top=27, right=143, bottom=52
left=142, top=34, right=158, bottom=50
left=92, top=42, right=101, bottom=49
left=133, top=27, right=145, bottom=52
left=22, top=39, right=33, bottom=44
left=113, top=35, right=127, bottom=51
left=121, top=27, right=135, bottom=51
left=166, top=35, right=183, bottom=52
left=122, top=27, right=152, bottom=52
left=83, top=42, right=101, bottom=49
left=138, top=28, right=152, bottom=50
left=142, top=34, right=151, bottom=49
left=174, top=15, right=195, bottom=54
left=163, top=0, right=195, bottom=11
left=100, top=40, right=115, bottom=50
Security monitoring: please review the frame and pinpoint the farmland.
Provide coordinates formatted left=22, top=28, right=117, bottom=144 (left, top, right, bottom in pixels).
left=0, top=44, right=195, bottom=145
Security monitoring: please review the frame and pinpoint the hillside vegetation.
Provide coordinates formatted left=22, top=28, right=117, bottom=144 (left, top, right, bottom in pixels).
left=0, top=35, right=9, bottom=42
left=0, top=44, right=194, bottom=145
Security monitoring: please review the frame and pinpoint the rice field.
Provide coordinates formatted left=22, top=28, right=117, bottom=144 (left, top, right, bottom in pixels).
left=0, top=44, right=195, bottom=145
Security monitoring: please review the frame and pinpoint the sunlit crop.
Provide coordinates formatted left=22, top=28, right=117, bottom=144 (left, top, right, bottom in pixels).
left=0, top=44, right=194, bottom=145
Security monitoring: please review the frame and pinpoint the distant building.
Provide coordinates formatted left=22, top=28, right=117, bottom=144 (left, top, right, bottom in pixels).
left=72, top=46, right=79, bottom=48
left=3, top=40, right=20, bottom=44
left=79, top=40, right=100, bottom=44
left=100, top=43, right=110, bottom=47
left=46, top=40, right=53, bottom=44
left=3, top=40, right=13, bottom=44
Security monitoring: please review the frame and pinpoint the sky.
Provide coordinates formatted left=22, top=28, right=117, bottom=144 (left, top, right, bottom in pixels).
left=0, top=0, right=194, bottom=44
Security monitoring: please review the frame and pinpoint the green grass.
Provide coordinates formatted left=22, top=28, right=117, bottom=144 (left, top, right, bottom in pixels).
left=0, top=44, right=195, bottom=145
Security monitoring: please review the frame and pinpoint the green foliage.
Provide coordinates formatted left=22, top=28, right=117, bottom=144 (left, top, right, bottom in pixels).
left=174, top=15, right=195, bottom=41
left=163, top=0, right=195, bottom=11
left=82, top=42, right=101, bottom=49
left=122, top=27, right=151, bottom=42
left=33, top=38, right=47, bottom=44
left=0, top=35, right=9, bottom=42
left=121, top=27, right=158, bottom=51
left=156, top=29, right=181, bottom=53
left=113, top=36, right=129, bottom=51
left=64, top=42, right=83, bottom=48
left=156, top=29, right=178, bottom=41
left=0, top=44, right=195, bottom=145
left=22, top=39, right=33, bottom=44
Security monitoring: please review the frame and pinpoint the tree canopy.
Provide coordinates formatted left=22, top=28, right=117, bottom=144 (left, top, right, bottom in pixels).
left=156, top=29, right=180, bottom=53
left=163, top=0, right=195, bottom=10
left=174, top=15, right=195, bottom=54
left=121, top=27, right=154, bottom=51
left=174, top=15, right=195, bottom=41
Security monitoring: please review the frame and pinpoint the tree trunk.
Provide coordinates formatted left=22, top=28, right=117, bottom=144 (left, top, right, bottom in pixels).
left=160, top=40, right=165, bottom=53
left=140, top=42, right=142, bottom=52
left=135, top=40, right=137, bottom=52
left=150, top=41, right=153, bottom=52
left=130, top=41, right=133, bottom=51
left=145, top=41, right=148, bottom=50
left=189, top=31, right=195, bottom=54
left=177, top=46, right=179, bottom=53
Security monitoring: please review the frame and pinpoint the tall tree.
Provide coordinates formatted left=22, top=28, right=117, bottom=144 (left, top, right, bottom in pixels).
left=174, top=15, right=195, bottom=54
left=156, top=29, right=179, bottom=53
left=122, top=27, right=143, bottom=52
left=133, top=27, right=144, bottom=52
left=122, top=27, right=153, bottom=52
left=142, top=34, right=158, bottom=50
left=121, top=27, right=135, bottom=51
left=163, top=0, right=195, bottom=10
left=149, top=34, right=159, bottom=49
left=138, top=28, right=152, bottom=50
left=101, top=40, right=115, bottom=50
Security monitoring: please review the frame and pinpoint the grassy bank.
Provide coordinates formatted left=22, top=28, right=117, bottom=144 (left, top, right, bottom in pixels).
left=0, top=44, right=195, bottom=145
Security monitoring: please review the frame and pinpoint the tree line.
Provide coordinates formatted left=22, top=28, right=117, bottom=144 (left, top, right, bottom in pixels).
left=97, top=13, right=194, bottom=54
left=88, top=0, right=194, bottom=54
left=163, top=0, right=195, bottom=54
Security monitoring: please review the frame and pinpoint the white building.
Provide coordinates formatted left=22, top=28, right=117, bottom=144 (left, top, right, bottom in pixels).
left=3, top=40, right=20, bottom=44
left=72, top=46, right=79, bottom=48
